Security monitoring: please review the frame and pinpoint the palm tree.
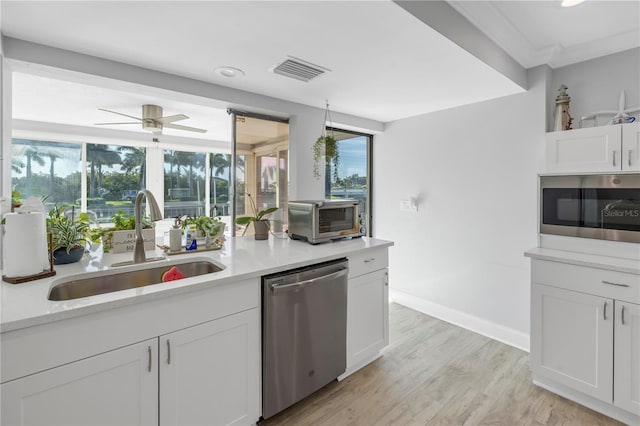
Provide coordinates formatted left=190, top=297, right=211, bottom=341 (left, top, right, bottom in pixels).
left=118, top=146, right=146, bottom=189
left=87, top=144, right=121, bottom=198
left=24, top=147, right=46, bottom=197
left=210, top=153, right=230, bottom=207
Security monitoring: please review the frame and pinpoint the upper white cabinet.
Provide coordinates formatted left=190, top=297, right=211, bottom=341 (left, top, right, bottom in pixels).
left=545, top=123, right=640, bottom=172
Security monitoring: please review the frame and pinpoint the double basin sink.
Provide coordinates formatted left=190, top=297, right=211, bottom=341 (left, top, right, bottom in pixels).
left=48, top=259, right=224, bottom=301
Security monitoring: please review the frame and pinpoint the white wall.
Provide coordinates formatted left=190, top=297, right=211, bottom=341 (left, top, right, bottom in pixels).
left=550, top=48, right=640, bottom=130
left=373, top=66, right=549, bottom=351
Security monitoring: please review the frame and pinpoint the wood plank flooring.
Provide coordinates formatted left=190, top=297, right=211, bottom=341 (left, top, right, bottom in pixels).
left=263, top=303, right=622, bottom=426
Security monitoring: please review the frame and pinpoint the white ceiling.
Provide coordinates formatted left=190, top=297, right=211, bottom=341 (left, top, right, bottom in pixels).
left=450, top=0, right=640, bottom=68
left=2, top=0, right=638, bottom=142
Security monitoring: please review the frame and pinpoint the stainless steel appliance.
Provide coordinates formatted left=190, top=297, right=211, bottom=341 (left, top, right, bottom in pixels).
left=288, top=199, right=363, bottom=244
left=262, top=259, right=348, bottom=419
left=540, top=174, right=640, bottom=243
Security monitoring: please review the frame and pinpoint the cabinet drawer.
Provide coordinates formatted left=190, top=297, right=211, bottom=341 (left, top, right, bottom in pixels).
left=348, top=247, right=388, bottom=278
left=532, top=259, right=640, bottom=304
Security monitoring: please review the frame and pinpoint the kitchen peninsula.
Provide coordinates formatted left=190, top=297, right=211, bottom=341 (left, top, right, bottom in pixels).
left=1, top=236, right=393, bottom=425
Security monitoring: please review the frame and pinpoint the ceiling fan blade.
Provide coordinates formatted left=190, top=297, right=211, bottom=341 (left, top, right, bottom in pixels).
left=164, top=123, right=208, bottom=133
left=95, top=122, right=141, bottom=125
left=98, top=108, right=142, bottom=121
left=157, top=114, right=189, bottom=124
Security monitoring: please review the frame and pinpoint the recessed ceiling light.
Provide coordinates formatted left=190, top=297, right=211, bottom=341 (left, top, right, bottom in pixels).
left=214, top=66, right=245, bottom=78
left=561, top=0, right=586, bottom=7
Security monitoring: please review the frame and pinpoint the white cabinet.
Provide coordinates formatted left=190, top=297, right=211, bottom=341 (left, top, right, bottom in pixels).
left=614, top=301, right=640, bottom=414
left=1, top=339, right=159, bottom=426
left=531, top=284, right=613, bottom=401
left=1, top=278, right=261, bottom=426
left=529, top=259, right=640, bottom=423
left=1, top=309, right=260, bottom=426
left=160, top=309, right=260, bottom=426
left=545, top=122, right=640, bottom=172
left=340, top=248, right=389, bottom=379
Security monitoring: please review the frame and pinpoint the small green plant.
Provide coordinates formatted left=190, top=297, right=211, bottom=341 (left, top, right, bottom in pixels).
left=46, top=205, right=94, bottom=253
left=234, top=193, right=278, bottom=235
left=313, top=135, right=339, bottom=181
left=181, top=215, right=222, bottom=236
left=312, top=103, right=340, bottom=182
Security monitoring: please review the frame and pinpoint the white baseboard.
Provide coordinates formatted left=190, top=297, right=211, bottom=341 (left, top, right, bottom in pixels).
left=389, top=288, right=530, bottom=352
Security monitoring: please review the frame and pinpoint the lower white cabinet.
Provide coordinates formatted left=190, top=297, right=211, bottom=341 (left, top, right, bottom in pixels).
left=346, top=269, right=389, bottom=371
left=529, top=258, right=640, bottom=423
left=160, top=308, right=260, bottom=426
left=614, top=301, right=640, bottom=414
left=1, top=339, right=159, bottom=426
left=1, top=309, right=260, bottom=426
left=531, top=284, right=613, bottom=401
left=341, top=248, right=389, bottom=379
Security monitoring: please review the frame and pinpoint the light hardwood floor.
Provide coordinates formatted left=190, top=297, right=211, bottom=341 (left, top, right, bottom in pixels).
left=263, top=303, right=622, bottom=426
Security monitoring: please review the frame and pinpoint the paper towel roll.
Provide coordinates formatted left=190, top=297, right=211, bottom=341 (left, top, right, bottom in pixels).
left=3, top=212, right=47, bottom=277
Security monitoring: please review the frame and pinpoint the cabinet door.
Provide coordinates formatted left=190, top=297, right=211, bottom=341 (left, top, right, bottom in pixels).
left=531, top=284, right=613, bottom=402
left=622, top=122, right=640, bottom=171
left=545, top=126, right=621, bottom=172
left=1, top=339, right=158, bottom=426
left=614, top=302, right=640, bottom=415
left=346, top=268, right=389, bottom=371
left=160, top=308, right=260, bottom=426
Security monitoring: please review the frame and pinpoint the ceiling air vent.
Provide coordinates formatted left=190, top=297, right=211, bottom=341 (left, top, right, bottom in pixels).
left=272, top=56, right=330, bottom=83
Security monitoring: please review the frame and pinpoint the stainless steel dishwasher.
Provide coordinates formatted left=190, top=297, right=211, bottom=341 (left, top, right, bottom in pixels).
left=262, top=258, right=348, bottom=419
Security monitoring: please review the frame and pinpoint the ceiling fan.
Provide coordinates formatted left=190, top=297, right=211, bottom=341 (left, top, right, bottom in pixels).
left=95, top=104, right=207, bottom=137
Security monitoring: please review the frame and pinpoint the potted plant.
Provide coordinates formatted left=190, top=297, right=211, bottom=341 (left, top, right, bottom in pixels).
left=234, top=194, right=278, bottom=240
left=46, top=205, right=94, bottom=264
left=181, top=215, right=224, bottom=238
left=312, top=102, right=340, bottom=182
left=100, top=210, right=155, bottom=253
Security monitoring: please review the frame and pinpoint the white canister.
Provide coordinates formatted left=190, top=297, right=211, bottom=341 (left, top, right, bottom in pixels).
left=169, top=228, right=182, bottom=252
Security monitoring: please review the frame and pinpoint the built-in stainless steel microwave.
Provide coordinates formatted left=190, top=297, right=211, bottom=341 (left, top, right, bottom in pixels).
left=288, top=199, right=363, bottom=244
left=540, top=174, right=640, bottom=243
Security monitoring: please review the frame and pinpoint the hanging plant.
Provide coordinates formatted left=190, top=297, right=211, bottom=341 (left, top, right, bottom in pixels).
left=313, top=102, right=340, bottom=182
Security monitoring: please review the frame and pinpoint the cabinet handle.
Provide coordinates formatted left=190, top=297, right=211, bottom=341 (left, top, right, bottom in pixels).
left=602, top=280, right=630, bottom=288
left=603, top=301, right=608, bottom=320
left=147, top=346, right=152, bottom=373
left=167, top=339, right=171, bottom=365
left=384, top=272, right=388, bottom=286
left=629, top=150, right=633, bottom=167
left=364, top=258, right=375, bottom=263
left=621, top=306, right=626, bottom=325
left=613, top=150, right=617, bottom=167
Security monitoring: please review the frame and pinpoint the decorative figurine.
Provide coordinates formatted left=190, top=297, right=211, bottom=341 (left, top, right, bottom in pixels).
left=580, top=91, right=638, bottom=126
left=554, top=84, right=573, bottom=131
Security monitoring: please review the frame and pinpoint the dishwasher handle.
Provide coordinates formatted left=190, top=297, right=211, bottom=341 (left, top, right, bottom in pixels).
left=270, top=268, right=348, bottom=294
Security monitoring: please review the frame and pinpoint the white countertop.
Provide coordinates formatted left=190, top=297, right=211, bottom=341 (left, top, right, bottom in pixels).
left=1, top=236, right=393, bottom=333
left=524, top=247, right=640, bottom=275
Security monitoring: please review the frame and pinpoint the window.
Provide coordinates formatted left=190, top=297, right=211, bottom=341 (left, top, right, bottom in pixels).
left=11, top=139, right=81, bottom=205
left=325, top=129, right=372, bottom=235
left=87, top=144, right=146, bottom=223
left=163, top=150, right=206, bottom=219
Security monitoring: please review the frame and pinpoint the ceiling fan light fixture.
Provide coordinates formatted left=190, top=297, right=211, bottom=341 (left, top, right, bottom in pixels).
left=561, top=0, right=586, bottom=7
left=214, top=66, right=245, bottom=78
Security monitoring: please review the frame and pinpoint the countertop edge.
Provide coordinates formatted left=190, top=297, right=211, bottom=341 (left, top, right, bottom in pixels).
left=1, top=237, right=394, bottom=333
left=524, top=247, right=640, bottom=275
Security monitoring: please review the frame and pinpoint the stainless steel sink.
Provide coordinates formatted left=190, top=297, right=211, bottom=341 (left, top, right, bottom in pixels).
left=48, top=260, right=224, bottom=301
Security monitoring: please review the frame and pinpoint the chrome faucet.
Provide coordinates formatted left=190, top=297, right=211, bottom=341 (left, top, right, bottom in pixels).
left=133, top=189, right=163, bottom=263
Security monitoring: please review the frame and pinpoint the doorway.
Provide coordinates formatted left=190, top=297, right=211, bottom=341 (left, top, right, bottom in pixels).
left=230, top=112, right=289, bottom=236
